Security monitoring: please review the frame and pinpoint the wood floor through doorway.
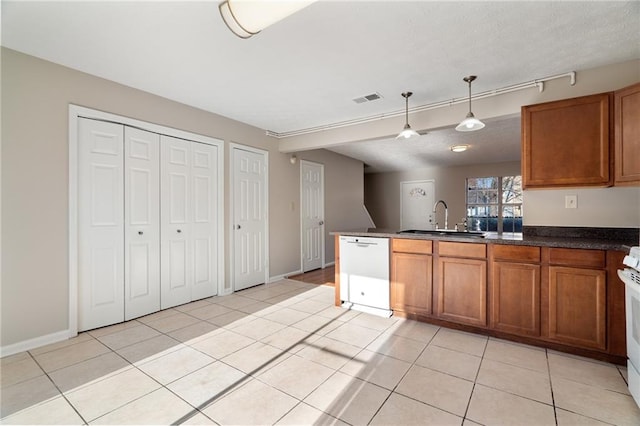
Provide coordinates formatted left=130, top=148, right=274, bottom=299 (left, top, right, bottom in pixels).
left=288, top=265, right=335, bottom=287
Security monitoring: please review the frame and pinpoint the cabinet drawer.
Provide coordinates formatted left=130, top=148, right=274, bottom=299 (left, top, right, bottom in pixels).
left=548, top=248, right=605, bottom=269
left=438, top=241, right=486, bottom=259
left=393, top=238, right=433, bottom=254
left=493, top=245, right=540, bottom=263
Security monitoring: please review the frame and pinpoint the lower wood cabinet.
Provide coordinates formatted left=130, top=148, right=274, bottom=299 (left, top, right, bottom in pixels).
left=489, top=245, right=541, bottom=337
left=491, top=261, right=541, bottom=336
left=436, top=242, right=487, bottom=327
left=338, top=235, right=627, bottom=363
left=547, top=265, right=607, bottom=350
left=391, top=239, right=432, bottom=316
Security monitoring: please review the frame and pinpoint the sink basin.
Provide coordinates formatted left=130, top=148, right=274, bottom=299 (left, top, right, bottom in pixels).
left=397, top=229, right=485, bottom=238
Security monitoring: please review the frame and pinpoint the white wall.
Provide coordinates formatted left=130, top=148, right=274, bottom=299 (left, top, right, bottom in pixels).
left=0, top=48, right=367, bottom=350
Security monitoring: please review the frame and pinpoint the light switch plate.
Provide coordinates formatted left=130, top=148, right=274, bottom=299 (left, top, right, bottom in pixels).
left=565, top=195, right=577, bottom=209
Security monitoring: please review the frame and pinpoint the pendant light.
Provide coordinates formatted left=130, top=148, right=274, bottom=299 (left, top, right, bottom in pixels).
left=456, top=75, right=485, bottom=132
left=396, top=92, right=420, bottom=140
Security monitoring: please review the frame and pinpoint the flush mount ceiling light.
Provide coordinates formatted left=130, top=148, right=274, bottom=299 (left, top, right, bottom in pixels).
left=396, top=92, right=420, bottom=140
left=219, top=0, right=316, bottom=39
left=456, top=75, right=485, bottom=132
left=450, top=145, right=469, bottom=153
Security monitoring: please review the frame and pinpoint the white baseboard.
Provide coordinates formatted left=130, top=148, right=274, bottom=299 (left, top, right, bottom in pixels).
left=269, top=269, right=302, bottom=283
left=323, top=261, right=335, bottom=267
left=1, top=329, right=75, bottom=358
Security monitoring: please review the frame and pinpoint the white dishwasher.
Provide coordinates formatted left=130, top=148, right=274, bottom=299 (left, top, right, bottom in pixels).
left=339, top=236, right=391, bottom=317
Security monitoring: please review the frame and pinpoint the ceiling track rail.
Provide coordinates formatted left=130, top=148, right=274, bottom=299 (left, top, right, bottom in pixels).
left=266, top=71, right=576, bottom=139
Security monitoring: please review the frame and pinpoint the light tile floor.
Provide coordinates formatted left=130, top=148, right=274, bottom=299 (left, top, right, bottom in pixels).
left=2, top=279, right=640, bottom=425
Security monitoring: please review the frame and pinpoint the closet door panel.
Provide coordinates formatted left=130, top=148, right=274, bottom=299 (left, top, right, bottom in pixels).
left=124, top=127, right=160, bottom=321
left=161, top=136, right=192, bottom=308
left=191, top=143, right=219, bottom=300
left=78, top=118, right=125, bottom=331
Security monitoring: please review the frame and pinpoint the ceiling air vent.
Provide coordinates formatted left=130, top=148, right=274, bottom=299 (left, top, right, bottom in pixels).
left=352, top=92, right=383, bottom=104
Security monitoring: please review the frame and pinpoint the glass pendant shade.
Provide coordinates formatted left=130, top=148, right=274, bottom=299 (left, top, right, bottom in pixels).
left=456, top=75, right=485, bottom=132
left=397, top=91, right=420, bottom=140
left=397, top=124, right=420, bottom=140
left=456, top=112, right=485, bottom=132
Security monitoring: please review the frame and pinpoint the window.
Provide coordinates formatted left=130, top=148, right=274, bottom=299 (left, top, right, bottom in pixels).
left=466, top=175, right=523, bottom=233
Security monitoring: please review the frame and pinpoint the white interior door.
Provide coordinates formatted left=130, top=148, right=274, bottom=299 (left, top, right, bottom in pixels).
left=78, top=118, right=125, bottom=331
left=191, top=142, right=219, bottom=300
left=301, top=160, right=324, bottom=272
left=400, top=180, right=435, bottom=230
left=124, top=127, right=160, bottom=320
left=161, top=135, right=192, bottom=308
left=233, top=146, right=267, bottom=291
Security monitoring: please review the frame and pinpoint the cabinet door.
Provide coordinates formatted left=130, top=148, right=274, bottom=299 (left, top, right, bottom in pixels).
left=490, top=261, right=540, bottom=336
left=124, top=127, right=160, bottom=321
left=614, top=82, right=640, bottom=185
left=436, top=257, right=487, bottom=327
left=391, top=252, right=432, bottom=316
left=522, top=93, right=612, bottom=188
left=548, top=266, right=606, bottom=350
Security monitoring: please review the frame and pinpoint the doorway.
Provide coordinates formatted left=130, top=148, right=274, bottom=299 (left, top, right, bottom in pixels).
left=400, top=180, right=435, bottom=230
left=231, top=144, right=269, bottom=291
left=300, top=160, right=325, bottom=272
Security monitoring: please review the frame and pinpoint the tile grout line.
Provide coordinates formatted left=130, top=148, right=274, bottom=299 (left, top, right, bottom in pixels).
left=24, top=350, right=89, bottom=425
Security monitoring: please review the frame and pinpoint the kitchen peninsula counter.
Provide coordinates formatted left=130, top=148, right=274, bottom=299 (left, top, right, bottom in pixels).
left=331, top=226, right=638, bottom=251
left=332, top=226, right=637, bottom=364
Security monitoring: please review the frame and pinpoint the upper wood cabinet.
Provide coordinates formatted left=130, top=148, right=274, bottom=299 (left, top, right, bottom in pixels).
left=614, top=82, right=640, bottom=185
left=522, top=93, right=612, bottom=188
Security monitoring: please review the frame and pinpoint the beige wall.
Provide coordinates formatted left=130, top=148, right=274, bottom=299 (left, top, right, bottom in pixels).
left=366, top=162, right=640, bottom=231
left=524, top=187, right=640, bottom=228
left=0, top=48, right=366, bottom=348
left=365, top=162, right=521, bottom=230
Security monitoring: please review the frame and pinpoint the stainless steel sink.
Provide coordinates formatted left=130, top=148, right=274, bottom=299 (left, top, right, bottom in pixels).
left=397, top=229, right=485, bottom=238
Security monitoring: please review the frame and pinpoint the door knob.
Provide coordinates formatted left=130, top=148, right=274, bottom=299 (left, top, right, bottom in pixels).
left=177, top=229, right=182, bottom=233
left=138, top=231, right=143, bottom=235
left=236, top=224, right=242, bottom=230
left=319, top=220, right=324, bottom=226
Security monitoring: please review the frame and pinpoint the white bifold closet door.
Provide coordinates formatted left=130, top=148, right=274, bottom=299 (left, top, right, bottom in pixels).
left=79, top=119, right=161, bottom=331
left=124, top=127, right=160, bottom=321
left=161, top=135, right=219, bottom=309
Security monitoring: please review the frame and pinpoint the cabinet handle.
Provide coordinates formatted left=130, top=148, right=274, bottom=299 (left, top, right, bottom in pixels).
left=236, top=225, right=242, bottom=230
left=319, top=220, right=324, bottom=226
left=138, top=231, right=143, bottom=235
left=177, top=229, right=182, bottom=233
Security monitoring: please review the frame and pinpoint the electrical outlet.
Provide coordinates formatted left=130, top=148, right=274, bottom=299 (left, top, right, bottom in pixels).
left=565, top=195, right=577, bottom=209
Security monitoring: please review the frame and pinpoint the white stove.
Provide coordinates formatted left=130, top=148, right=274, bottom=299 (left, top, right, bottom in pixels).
left=618, top=246, right=640, bottom=408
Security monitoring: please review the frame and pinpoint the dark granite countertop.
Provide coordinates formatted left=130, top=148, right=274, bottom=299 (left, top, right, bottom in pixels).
left=330, top=226, right=639, bottom=252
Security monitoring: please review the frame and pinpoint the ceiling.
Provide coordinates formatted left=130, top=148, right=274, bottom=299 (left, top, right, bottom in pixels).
left=2, top=1, right=639, bottom=172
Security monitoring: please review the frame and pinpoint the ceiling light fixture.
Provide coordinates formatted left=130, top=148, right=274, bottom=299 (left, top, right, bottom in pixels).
left=396, top=92, right=420, bottom=140
left=219, top=0, right=315, bottom=39
left=456, top=75, right=485, bottom=132
left=450, top=145, right=469, bottom=153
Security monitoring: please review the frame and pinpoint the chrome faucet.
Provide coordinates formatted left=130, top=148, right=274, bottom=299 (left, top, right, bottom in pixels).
left=433, top=200, right=448, bottom=230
